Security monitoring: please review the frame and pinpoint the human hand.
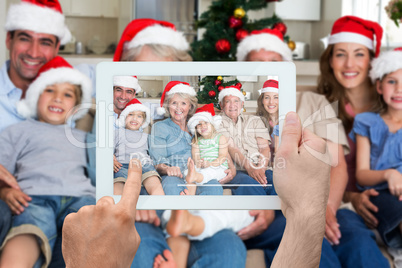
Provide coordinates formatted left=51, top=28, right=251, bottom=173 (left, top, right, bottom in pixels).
left=0, top=164, right=20, bottom=190
left=219, top=168, right=235, bottom=184
left=113, top=155, right=123, bottom=173
left=135, top=210, right=161, bottom=227
left=274, top=112, right=330, bottom=220
left=246, top=164, right=267, bottom=185
left=0, top=187, right=31, bottom=215
left=350, top=190, right=379, bottom=229
left=200, top=159, right=210, bottom=168
left=386, top=169, right=402, bottom=200
left=237, top=210, right=275, bottom=240
left=166, top=166, right=183, bottom=178
left=324, top=206, right=341, bottom=245
left=62, top=158, right=142, bottom=268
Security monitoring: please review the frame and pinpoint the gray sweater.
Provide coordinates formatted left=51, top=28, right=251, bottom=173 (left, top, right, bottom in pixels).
left=114, top=128, right=152, bottom=165
left=0, top=119, right=95, bottom=197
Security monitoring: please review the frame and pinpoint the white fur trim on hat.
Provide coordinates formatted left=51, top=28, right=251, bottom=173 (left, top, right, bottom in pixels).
left=218, top=87, right=245, bottom=103
left=126, top=24, right=189, bottom=51
left=259, top=87, right=278, bottom=95
left=114, top=76, right=142, bottom=93
left=236, top=33, right=292, bottom=61
left=370, top=50, right=402, bottom=83
left=116, top=103, right=151, bottom=129
left=16, top=67, right=92, bottom=121
left=167, top=84, right=196, bottom=97
left=328, top=32, right=373, bottom=50
left=187, top=112, right=222, bottom=135
left=5, top=2, right=71, bottom=45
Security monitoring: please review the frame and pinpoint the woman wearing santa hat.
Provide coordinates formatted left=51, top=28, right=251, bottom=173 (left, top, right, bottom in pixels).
left=317, top=15, right=389, bottom=267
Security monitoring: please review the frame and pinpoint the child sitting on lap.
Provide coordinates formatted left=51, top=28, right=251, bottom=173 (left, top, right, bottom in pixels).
left=0, top=56, right=95, bottom=268
left=114, top=98, right=164, bottom=195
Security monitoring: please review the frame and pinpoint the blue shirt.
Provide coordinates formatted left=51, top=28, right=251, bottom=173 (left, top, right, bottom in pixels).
left=148, top=118, right=192, bottom=173
left=349, top=112, right=402, bottom=190
left=0, top=61, right=25, bottom=133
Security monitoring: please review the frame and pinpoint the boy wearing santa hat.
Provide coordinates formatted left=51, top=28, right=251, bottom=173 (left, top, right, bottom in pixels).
left=0, top=56, right=94, bottom=268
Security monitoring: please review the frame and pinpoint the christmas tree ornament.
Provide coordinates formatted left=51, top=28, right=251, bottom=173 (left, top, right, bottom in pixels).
left=288, top=40, right=296, bottom=51
left=242, top=91, right=247, bottom=96
left=215, top=39, right=231, bottom=53
left=235, top=82, right=242, bottom=89
left=217, top=76, right=223, bottom=81
left=243, top=108, right=246, bottom=112
left=208, top=90, right=216, bottom=97
left=218, top=86, right=224, bottom=91
left=228, top=16, right=243, bottom=28
left=273, top=22, right=287, bottom=35
left=234, top=7, right=246, bottom=19
left=236, top=29, right=248, bottom=41
left=214, top=79, right=222, bottom=86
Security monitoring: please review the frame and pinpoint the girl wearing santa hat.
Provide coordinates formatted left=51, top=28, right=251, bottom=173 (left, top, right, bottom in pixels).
left=317, top=16, right=390, bottom=267
left=256, top=79, right=279, bottom=133
left=349, top=48, right=402, bottom=250
left=114, top=98, right=164, bottom=196
left=0, top=56, right=94, bottom=268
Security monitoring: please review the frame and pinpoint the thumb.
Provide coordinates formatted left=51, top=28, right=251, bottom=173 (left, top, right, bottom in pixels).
left=276, top=112, right=301, bottom=158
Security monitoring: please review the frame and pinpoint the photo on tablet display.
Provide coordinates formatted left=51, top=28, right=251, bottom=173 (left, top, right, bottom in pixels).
left=96, top=62, right=296, bottom=209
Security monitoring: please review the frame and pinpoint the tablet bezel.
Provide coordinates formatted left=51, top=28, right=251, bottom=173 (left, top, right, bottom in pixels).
left=96, top=61, right=296, bottom=209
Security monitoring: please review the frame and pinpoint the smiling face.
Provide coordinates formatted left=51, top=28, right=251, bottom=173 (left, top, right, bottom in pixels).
left=221, top=95, right=243, bottom=122
left=125, top=111, right=145, bottom=131
left=196, top=120, right=213, bottom=138
left=168, top=94, right=191, bottom=123
left=329, top=43, right=371, bottom=90
left=37, top=82, right=78, bottom=125
left=262, top=92, right=279, bottom=115
left=246, top=49, right=283, bottom=62
left=113, top=86, right=136, bottom=114
left=6, top=30, right=59, bottom=90
left=377, top=69, right=402, bottom=112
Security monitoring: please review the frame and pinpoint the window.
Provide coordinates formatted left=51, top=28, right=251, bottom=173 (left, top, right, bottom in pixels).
left=342, top=0, right=402, bottom=48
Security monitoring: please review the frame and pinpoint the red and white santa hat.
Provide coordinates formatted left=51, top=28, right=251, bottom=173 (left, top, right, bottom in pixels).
left=187, top=103, right=222, bottom=135
left=116, top=98, right=151, bottom=129
left=16, top=56, right=92, bottom=121
left=258, top=79, right=278, bottom=95
left=157, top=81, right=196, bottom=116
left=113, top=18, right=189, bottom=61
left=370, top=47, right=402, bottom=82
left=328, top=16, right=383, bottom=57
left=5, top=0, right=71, bottom=45
left=113, top=76, right=142, bottom=93
left=236, top=28, right=292, bottom=61
left=218, top=85, right=245, bottom=103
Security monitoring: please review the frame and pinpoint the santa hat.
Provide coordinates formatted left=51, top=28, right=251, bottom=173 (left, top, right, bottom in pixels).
left=113, top=76, right=142, bottom=93
left=258, top=79, right=279, bottom=95
left=5, top=0, right=71, bottom=45
left=187, top=103, right=222, bottom=135
left=116, top=98, right=151, bottom=129
left=113, top=18, right=189, bottom=61
left=156, top=81, right=196, bottom=116
left=328, top=16, right=383, bottom=57
left=16, top=56, right=92, bottom=121
left=370, top=47, right=402, bottom=83
left=236, top=28, right=292, bottom=61
left=218, top=86, right=245, bottom=103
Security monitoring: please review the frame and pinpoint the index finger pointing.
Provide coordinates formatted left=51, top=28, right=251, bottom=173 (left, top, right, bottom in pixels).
left=276, top=112, right=301, bottom=158
left=118, top=158, right=142, bottom=215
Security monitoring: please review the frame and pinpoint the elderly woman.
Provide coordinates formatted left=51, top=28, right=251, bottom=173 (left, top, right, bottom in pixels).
left=149, top=81, right=224, bottom=196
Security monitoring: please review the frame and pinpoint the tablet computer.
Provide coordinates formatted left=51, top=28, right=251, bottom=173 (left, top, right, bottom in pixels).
left=96, top=61, right=296, bottom=209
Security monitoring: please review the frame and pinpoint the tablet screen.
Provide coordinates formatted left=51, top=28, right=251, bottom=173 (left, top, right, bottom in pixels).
left=96, top=62, right=295, bottom=209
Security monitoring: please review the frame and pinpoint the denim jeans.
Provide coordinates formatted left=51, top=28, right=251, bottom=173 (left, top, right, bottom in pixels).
left=225, top=170, right=276, bottom=195
left=161, top=175, right=223, bottom=195
left=0, top=200, right=11, bottom=245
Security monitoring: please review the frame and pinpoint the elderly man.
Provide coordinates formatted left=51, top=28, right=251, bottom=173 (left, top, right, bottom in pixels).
left=235, top=27, right=388, bottom=267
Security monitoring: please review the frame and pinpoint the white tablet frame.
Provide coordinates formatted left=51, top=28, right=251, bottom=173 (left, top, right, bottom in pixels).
left=96, top=61, right=295, bottom=209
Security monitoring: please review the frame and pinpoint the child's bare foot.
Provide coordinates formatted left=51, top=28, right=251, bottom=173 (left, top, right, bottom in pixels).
left=185, top=158, right=196, bottom=183
left=153, top=249, right=177, bottom=268
left=166, top=210, right=191, bottom=237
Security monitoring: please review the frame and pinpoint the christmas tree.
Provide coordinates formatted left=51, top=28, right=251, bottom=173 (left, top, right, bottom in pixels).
left=191, top=0, right=293, bottom=61
left=197, top=76, right=243, bottom=107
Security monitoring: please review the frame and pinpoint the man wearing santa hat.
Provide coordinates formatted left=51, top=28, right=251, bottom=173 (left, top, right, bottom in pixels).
left=0, top=0, right=71, bottom=262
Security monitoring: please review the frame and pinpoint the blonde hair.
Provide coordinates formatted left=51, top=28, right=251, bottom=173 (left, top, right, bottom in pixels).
left=371, top=79, right=389, bottom=115
left=163, top=92, right=198, bottom=120
left=191, top=121, right=217, bottom=145
left=255, top=92, right=277, bottom=134
left=121, top=44, right=192, bottom=62
left=316, top=44, right=375, bottom=132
